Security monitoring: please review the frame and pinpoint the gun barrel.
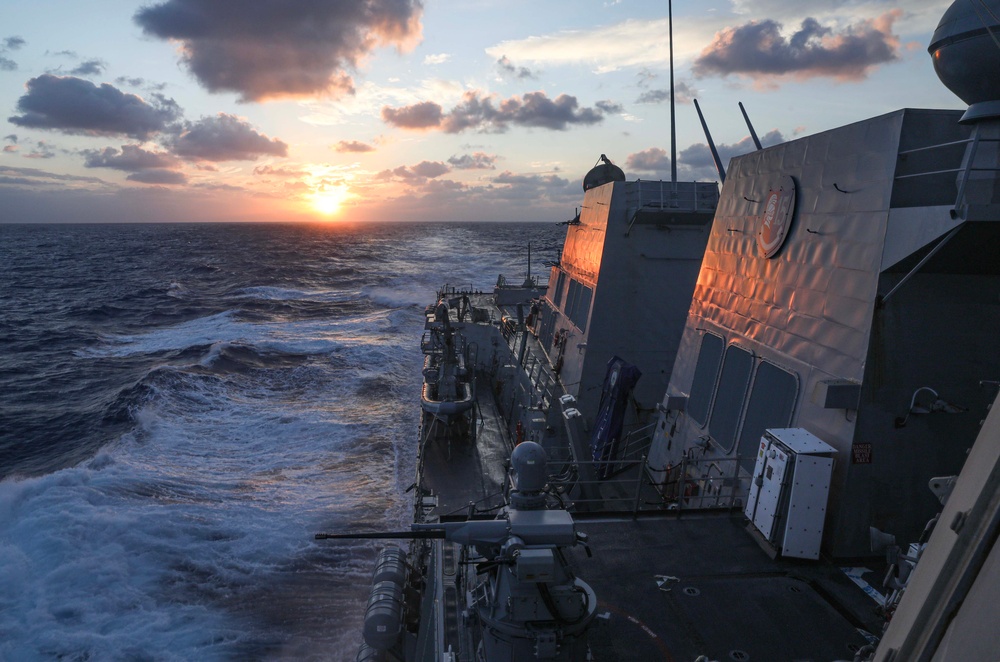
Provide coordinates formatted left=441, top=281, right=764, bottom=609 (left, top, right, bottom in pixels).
left=315, top=530, right=447, bottom=540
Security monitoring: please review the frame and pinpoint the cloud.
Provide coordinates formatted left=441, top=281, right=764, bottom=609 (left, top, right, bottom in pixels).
left=595, top=100, right=623, bottom=114
left=4, top=37, right=25, bottom=50
left=334, top=139, right=375, bottom=153
left=448, top=152, right=497, bottom=170
left=169, top=114, right=288, bottom=161
left=69, top=59, right=107, bottom=76
left=497, top=55, right=536, bottom=79
left=0, top=164, right=111, bottom=188
left=2, top=146, right=16, bottom=153
left=3, top=134, right=16, bottom=143
left=424, top=53, right=450, bottom=65
left=253, top=164, right=308, bottom=177
left=626, top=147, right=671, bottom=173
left=83, top=145, right=180, bottom=171
left=680, top=129, right=785, bottom=172
left=8, top=75, right=181, bottom=139
left=382, top=90, right=608, bottom=133
left=24, top=141, right=56, bottom=159
left=489, top=170, right=574, bottom=201
left=376, top=160, right=450, bottom=181
left=0, top=57, right=15, bottom=71
left=381, top=101, right=443, bottom=129
left=126, top=169, right=188, bottom=185
left=636, top=81, right=693, bottom=104
left=134, top=0, right=424, bottom=102
left=115, top=76, right=145, bottom=88
left=693, top=12, right=902, bottom=81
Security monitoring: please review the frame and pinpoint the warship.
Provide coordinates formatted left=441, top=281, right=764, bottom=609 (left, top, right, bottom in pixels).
left=319, top=2, right=1000, bottom=660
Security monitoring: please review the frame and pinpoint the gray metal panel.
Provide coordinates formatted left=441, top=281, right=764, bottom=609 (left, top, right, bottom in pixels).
left=882, top=205, right=964, bottom=270
left=782, top=454, right=834, bottom=560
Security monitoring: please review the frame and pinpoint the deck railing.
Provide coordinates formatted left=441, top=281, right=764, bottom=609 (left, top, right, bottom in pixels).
left=542, top=455, right=749, bottom=518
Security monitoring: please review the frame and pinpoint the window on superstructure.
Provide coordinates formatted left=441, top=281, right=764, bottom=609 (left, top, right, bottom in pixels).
left=552, top=271, right=567, bottom=308
left=566, top=279, right=579, bottom=320
left=688, top=332, right=724, bottom=426
left=565, top=280, right=592, bottom=333
left=709, top=345, right=753, bottom=451
left=736, top=361, right=798, bottom=471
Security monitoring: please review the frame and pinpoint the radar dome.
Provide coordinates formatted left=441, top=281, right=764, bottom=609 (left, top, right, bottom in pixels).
left=583, top=154, right=626, bottom=191
left=928, top=0, right=1000, bottom=123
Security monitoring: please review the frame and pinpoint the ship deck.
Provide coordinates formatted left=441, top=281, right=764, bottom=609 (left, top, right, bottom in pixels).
left=414, top=292, right=887, bottom=661
left=568, top=514, right=883, bottom=662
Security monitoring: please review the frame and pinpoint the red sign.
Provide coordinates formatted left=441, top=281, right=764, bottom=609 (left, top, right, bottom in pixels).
left=757, top=175, right=796, bottom=258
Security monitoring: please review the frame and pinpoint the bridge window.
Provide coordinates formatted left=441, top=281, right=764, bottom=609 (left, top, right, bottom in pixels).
left=688, top=333, right=724, bottom=426
left=709, top=345, right=754, bottom=451
left=736, top=361, right=799, bottom=471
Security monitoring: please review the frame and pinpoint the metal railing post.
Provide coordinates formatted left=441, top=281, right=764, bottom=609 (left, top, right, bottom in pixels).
left=677, top=457, right=687, bottom=518
left=729, top=457, right=741, bottom=511
left=632, top=454, right=647, bottom=519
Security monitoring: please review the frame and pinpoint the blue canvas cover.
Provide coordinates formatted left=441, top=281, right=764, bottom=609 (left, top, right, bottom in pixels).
left=590, top=356, right=642, bottom=478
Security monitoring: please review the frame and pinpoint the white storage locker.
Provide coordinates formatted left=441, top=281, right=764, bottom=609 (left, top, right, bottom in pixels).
left=744, top=428, right=837, bottom=560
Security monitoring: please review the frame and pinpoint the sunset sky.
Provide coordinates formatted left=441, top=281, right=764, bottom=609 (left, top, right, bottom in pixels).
left=0, top=0, right=964, bottom=223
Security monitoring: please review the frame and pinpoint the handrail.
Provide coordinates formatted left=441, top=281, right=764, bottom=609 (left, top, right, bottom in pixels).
left=544, top=455, right=749, bottom=517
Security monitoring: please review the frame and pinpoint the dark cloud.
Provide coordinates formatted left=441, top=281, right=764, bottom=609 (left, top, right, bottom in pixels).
left=4, top=37, right=26, bottom=50
left=0, top=57, right=15, bottom=71
left=83, top=145, right=180, bottom=171
left=70, top=59, right=106, bottom=76
left=334, top=140, right=375, bottom=153
left=170, top=114, right=288, bottom=161
left=383, top=91, right=608, bottom=133
left=680, top=129, right=785, bottom=170
left=3, top=134, right=16, bottom=143
left=376, top=160, right=449, bottom=181
left=115, top=76, right=146, bottom=88
left=636, top=81, right=693, bottom=104
left=448, top=152, right=496, bottom=170
left=497, top=55, right=536, bottom=80
left=114, top=76, right=169, bottom=92
left=411, top=161, right=448, bottom=178
left=381, top=101, right=442, bottom=129
left=8, top=75, right=181, bottom=139
left=24, top=140, right=56, bottom=159
left=493, top=171, right=569, bottom=188
left=595, top=100, right=623, bottom=114
left=134, top=0, right=423, bottom=102
left=489, top=171, right=574, bottom=202
left=627, top=147, right=671, bottom=173
left=126, top=169, right=188, bottom=185
left=0, top=164, right=110, bottom=187
left=50, top=50, right=77, bottom=58
left=693, top=12, right=901, bottom=81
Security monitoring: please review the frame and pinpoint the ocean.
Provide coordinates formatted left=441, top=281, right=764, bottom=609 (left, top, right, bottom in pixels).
left=0, top=221, right=563, bottom=661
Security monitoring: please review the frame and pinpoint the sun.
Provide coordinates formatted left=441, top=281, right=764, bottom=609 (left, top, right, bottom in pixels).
left=309, top=185, right=351, bottom=216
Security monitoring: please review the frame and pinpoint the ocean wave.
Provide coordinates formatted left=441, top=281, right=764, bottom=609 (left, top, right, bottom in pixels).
left=232, top=285, right=358, bottom=303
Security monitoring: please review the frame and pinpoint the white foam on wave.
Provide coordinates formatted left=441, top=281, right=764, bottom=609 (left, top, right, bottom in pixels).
left=78, top=309, right=411, bottom=360
left=233, top=285, right=359, bottom=303
left=0, top=338, right=421, bottom=660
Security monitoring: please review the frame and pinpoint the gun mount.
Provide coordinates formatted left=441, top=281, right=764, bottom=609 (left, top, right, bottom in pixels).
left=316, top=442, right=598, bottom=661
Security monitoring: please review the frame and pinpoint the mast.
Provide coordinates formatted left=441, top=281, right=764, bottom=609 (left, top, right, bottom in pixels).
left=669, top=0, right=677, bottom=184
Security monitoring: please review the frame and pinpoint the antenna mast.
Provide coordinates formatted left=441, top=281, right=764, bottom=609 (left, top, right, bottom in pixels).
left=669, top=0, right=677, bottom=184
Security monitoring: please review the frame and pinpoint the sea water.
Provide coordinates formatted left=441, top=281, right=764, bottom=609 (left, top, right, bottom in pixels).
left=0, top=221, right=563, bottom=661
